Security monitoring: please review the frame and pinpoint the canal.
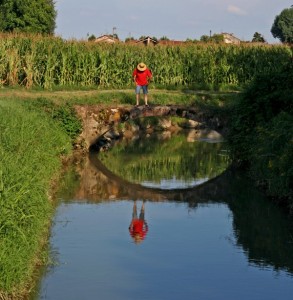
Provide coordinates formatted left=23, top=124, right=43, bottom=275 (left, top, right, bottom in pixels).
left=32, top=130, right=293, bottom=300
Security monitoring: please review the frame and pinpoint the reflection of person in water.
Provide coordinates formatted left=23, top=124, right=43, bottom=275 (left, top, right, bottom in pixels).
left=129, top=201, right=148, bottom=244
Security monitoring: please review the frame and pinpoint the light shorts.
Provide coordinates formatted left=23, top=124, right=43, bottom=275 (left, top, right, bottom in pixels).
left=135, top=85, right=148, bottom=94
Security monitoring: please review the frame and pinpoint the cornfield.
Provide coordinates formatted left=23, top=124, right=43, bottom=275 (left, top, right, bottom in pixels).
left=0, top=33, right=291, bottom=89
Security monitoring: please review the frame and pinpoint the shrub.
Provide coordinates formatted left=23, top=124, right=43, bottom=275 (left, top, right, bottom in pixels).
left=227, top=61, right=293, bottom=204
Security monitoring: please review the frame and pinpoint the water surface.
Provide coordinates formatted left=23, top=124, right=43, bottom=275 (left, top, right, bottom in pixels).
left=33, top=130, right=293, bottom=300
left=36, top=199, right=293, bottom=300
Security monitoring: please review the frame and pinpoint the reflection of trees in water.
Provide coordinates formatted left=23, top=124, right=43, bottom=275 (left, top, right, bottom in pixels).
left=227, top=179, right=293, bottom=275
left=57, top=149, right=293, bottom=278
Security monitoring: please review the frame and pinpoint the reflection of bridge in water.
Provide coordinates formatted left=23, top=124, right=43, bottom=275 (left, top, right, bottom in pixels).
left=88, top=152, right=231, bottom=207
left=65, top=152, right=293, bottom=277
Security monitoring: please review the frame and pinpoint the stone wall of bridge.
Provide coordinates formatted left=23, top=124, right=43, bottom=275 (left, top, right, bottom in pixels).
left=74, top=104, right=228, bottom=151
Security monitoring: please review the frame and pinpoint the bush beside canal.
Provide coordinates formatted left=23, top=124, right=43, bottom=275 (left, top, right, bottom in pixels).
left=227, top=62, right=293, bottom=209
left=0, top=98, right=78, bottom=298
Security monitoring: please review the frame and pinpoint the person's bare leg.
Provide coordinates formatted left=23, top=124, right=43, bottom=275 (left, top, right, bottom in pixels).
left=144, top=94, right=148, bottom=106
left=136, top=94, right=140, bottom=106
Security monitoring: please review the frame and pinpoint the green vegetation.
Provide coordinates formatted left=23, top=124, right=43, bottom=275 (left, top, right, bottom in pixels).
left=271, top=7, right=293, bottom=43
left=21, top=98, right=82, bottom=140
left=0, top=98, right=78, bottom=298
left=200, top=33, right=224, bottom=43
left=0, top=34, right=291, bottom=90
left=0, top=0, right=56, bottom=34
left=227, top=62, right=293, bottom=207
left=252, top=32, right=266, bottom=43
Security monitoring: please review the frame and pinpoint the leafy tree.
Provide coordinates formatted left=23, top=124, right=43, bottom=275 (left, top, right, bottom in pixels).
left=210, top=34, right=224, bottom=43
left=125, top=36, right=135, bottom=43
left=200, top=34, right=223, bottom=43
left=252, top=32, right=266, bottom=43
left=88, top=34, right=96, bottom=41
left=200, top=35, right=210, bottom=42
left=271, top=7, right=293, bottom=43
left=0, top=0, right=56, bottom=34
left=159, top=36, right=170, bottom=41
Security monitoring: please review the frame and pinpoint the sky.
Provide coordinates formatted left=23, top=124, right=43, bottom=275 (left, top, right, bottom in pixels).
left=54, top=0, right=292, bottom=43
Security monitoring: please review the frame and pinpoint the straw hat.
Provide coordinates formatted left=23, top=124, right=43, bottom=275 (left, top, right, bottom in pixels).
left=137, top=62, right=147, bottom=71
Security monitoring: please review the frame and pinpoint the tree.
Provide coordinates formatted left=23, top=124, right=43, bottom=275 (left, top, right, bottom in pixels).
left=200, top=34, right=223, bottom=43
left=271, top=7, right=293, bottom=43
left=125, top=37, right=135, bottom=43
left=210, top=34, right=224, bottom=43
left=0, top=0, right=56, bottom=34
left=252, top=32, right=266, bottom=43
left=88, top=34, right=96, bottom=42
left=200, top=35, right=210, bottom=42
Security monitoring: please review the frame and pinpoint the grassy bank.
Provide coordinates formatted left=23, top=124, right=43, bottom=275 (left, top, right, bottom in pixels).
left=0, top=98, right=76, bottom=298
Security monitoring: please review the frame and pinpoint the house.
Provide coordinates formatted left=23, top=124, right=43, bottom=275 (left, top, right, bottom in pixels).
left=222, top=33, right=241, bottom=44
left=136, top=36, right=187, bottom=46
left=136, top=36, right=158, bottom=46
left=94, top=35, right=119, bottom=44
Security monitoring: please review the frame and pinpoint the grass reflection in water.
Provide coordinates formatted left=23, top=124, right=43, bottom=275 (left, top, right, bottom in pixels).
left=98, top=130, right=230, bottom=188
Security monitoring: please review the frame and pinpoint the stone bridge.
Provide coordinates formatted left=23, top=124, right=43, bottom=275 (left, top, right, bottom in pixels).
left=74, top=104, right=228, bottom=151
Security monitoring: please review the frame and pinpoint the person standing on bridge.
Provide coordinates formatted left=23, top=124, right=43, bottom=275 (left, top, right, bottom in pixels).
left=132, top=62, right=152, bottom=107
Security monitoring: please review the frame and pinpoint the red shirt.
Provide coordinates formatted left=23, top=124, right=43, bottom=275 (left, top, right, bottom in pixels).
left=129, top=219, right=148, bottom=240
left=133, top=68, right=152, bottom=86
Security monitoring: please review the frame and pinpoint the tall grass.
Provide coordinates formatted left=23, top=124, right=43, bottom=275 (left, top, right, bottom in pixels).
left=0, top=99, right=73, bottom=298
left=0, top=33, right=291, bottom=90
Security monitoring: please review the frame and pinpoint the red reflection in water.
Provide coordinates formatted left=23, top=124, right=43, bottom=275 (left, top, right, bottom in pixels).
left=129, top=201, right=148, bottom=244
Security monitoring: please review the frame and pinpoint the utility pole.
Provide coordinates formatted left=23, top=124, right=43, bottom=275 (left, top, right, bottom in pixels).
left=112, top=27, right=117, bottom=41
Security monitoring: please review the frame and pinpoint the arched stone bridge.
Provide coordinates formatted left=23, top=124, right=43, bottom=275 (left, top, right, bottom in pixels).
left=74, top=104, right=228, bottom=151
